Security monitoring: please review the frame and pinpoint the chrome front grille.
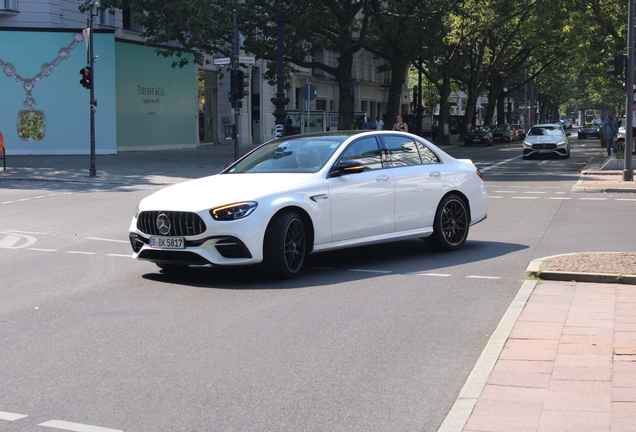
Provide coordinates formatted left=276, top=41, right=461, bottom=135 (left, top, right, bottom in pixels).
left=531, top=143, right=557, bottom=149
left=137, top=211, right=206, bottom=236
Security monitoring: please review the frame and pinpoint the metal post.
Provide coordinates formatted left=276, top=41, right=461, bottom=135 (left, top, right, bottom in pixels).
left=416, top=55, right=423, bottom=136
left=624, top=0, right=634, bottom=181
left=88, top=2, right=97, bottom=177
left=232, top=10, right=240, bottom=161
left=270, top=0, right=289, bottom=138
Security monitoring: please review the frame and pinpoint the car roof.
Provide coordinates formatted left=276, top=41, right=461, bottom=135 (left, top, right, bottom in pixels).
left=532, top=123, right=562, bottom=128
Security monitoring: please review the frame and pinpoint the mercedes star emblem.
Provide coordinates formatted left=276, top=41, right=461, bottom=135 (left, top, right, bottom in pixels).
left=156, top=213, right=171, bottom=235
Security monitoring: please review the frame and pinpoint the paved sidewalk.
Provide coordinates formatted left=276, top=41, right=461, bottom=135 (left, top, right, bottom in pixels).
left=443, top=278, right=636, bottom=432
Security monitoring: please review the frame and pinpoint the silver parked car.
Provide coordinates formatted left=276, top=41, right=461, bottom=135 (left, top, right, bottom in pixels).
left=522, top=123, right=571, bottom=159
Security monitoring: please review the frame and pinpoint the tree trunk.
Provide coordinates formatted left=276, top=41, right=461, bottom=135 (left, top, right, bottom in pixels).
left=386, top=61, right=409, bottom=130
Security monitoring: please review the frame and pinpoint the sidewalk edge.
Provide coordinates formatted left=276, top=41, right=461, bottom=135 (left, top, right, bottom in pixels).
left=437, top=279, right=538, bottom=432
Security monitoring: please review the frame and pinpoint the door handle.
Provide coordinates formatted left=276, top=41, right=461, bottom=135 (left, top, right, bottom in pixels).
left=429, top=171, right=441, bottom=178
left=376, top=175, right=390, bottom=182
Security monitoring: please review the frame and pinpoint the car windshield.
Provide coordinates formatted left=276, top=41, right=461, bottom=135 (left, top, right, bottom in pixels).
left=492, top=126, right=508, bottom=132
left=226, top=135, right=349, bottom=174
left=528, top=126, right=563, bottom=136
left=468, top=126, right=489, bottom=133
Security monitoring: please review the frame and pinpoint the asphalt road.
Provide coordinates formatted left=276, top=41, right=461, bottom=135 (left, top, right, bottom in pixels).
left=1, top=134, right=633, bottom=431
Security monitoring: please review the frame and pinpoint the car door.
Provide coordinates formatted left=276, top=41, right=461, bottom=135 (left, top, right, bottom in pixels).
left=381, top=135, right=446, bottom=231
left=327, top=136, right=395, bottom=242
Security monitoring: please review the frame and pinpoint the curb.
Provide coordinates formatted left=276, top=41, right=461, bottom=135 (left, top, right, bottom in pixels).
left=526, top=255, right=636, bottom=285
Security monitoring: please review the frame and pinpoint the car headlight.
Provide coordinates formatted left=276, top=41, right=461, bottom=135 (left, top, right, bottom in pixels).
left=523, top=140, right=532, bottom=147
left=556, top=140, right=566, bottom=147
left=210, top=201, right=258, bottom=221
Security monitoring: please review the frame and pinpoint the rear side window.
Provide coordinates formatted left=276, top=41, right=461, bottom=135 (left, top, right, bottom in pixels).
left=383, top=135, right=422, bottom=166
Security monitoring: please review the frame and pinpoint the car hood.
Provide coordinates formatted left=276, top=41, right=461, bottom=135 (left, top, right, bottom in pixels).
left=139, top=173, right=316, bottom=211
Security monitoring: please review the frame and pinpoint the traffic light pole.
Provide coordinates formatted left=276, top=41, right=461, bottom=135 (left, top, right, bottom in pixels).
left=88, top=2, right=97, bottom=177
left=624, top=0, right=634, bottom=181
left=232, top=10, right=240, bottom=161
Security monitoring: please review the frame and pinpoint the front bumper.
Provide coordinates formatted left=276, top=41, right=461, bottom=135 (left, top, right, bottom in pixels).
left=523, top=143, right=568, bottom=157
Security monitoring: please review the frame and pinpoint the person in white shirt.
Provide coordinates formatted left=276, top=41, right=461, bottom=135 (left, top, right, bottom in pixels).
left=375, top=117, right=384, bottom=130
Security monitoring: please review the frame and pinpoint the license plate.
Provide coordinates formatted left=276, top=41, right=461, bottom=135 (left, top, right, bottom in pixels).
left=473, top=138, right=481, bottom=142
left=539, top=149, right=552, bottom=153
left=150, top=236, right=185, bottom=249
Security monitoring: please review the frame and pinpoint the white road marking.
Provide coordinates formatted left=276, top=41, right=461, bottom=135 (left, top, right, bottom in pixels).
left=6, top=230, right=49, bottom=234
left=348, top=269, right=392, bottom=274
left=39, top=419, right=122, bottom=432
left=105, top=254, right=132, bottom=257
left=0, top=411, right=27, bottom=421
left=86, top=237, right=128, bottom=243
left=27, top=248, right=57, bottom=252
left=615, top=198, right=636, bottom=201
left=410, top=273, right=452, bottom=277
left=480, top=155, right=522, bottom=171
left=65, top=251, right=98, bottom=255
left=524, top=191, right=547, bottom=194
left=579, top=197, right=608, bottom=200
left=489, top=196, right=504, bottom=198
left=466, top=275, right=502, bottom=280
left=548, top=197, right=571, bottom=200
left=511, top=196, right=538, bottom=199
left=0, top=235, right=21, bottom=247
left=1, top=201, right=15, bottom=204
left=493, top=190, right=516, bottom=193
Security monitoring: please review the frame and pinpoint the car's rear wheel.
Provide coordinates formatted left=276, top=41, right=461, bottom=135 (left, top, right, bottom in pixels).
left=616, top=140, right=625, bottom=152
left=425, top=194, right=469, bottom=251
left=263, top=210, right=307, bottom=278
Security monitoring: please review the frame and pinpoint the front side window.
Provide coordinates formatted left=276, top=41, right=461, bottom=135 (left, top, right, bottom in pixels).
left=340, top=137, right=383, bottom=170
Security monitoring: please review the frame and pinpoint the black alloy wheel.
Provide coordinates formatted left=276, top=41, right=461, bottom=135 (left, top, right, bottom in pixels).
left=263, top=210, right=307, bottom=278
left=425, top=194, right=469, bottom=251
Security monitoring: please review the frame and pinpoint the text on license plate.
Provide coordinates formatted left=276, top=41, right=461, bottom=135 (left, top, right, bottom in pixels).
left=150, top=236, right=185, bottom=249
left=538, top=149, right=552, bottom=153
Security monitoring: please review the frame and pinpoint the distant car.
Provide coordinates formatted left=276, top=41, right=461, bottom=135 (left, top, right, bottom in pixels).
left=559, top=119, right=572, bottom=129
left=578, top=119, right=602, bottom=139
left=522, top=123, right=571, bottom=159
left=510, top=124, right=526, bottom=141
left=464, top=125, right=493, bottom=146
left=491, top=125, right=514, bottom=142
left=617, top=125, right=626, bottom=152
left=129, top=130, right=489, bottom=279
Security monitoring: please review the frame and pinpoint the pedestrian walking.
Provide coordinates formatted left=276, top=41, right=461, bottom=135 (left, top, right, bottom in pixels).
left=431, top=121, right=438, bottom=143
left=603, top=111, right=618, bottom=156
left=375, top=117, right=384, bottom=130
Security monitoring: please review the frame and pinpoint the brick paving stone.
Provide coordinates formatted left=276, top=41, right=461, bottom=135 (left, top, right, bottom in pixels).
left=543, top=380, right=611, bottom=412
left=499, top=339, right=559, bottom=362
left=554, top=353, right=613, bottom=368
left=487, top=368, right=552, bottom=388
left=509, top=320, right=564, bottom=340
left=478, top=384, right=547, bottom=404
left=551, top=365, right=612, bottom=381
left=611, top=387, right=636, bottom=402
left=537, top=410, right=610, bottom=431
left=493, top=359, right=554, bottom=374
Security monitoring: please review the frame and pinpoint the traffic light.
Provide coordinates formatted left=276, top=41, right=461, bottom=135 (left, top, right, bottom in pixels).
left=230, top=69, right=243, bottom=99
left=606, top=54, right=626, bottom=80
left=242, top=72, right=250, bottom=99
left=79, top=67, right=91, bottom=89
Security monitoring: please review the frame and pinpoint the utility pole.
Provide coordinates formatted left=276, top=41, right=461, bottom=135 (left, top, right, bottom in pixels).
left=232, top=10, right=240, bottom=161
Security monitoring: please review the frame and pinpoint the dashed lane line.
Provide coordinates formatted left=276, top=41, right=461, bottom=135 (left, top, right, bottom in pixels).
left=0, top=411, right=28, bottom=421
left=466, top=275, right=502, bottom=280
left=65, top=251, right=98, bottom=255
left=348, top=269, right=393, bottom=274
left=85, top=237, right=129, bottom=243
left=27, top=248, right=57, bottom=252
left=39, top=419, right=122, bottom=432
left=105, top=254, right=132, bottom=257
left=409, top=273, right=452, bottom=277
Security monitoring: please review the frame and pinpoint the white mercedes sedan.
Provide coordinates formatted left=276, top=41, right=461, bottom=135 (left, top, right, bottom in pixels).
left=129, top=130, right=488, bottom=278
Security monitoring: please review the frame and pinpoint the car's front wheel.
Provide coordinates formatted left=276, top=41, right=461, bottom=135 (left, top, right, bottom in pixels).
left=425, top=194, right=469, bottom=251
left=263, top=210, right=307, bottom=278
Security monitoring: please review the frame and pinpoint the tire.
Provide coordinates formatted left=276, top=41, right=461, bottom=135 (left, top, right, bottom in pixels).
left=425, top=194, right=469, bottom=251
left=263, top=210, right=307, bottom=278
left=578, top=134, right=583, bottom=140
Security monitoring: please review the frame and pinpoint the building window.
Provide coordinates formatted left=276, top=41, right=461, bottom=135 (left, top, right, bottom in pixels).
left=99, top=8, right=116, bottom=27
left=316, top=99, right=326, bottom=111
left=123, top=7, right=143, bottom=32
left=1, top=0, right=17, bottom=10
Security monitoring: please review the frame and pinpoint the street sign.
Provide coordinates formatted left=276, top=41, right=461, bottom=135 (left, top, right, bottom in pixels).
left=213, top=57, right=231, bottom=65
left=239, top=56, right=256, bottom=64
left=301, top=83, right=318, bottom=101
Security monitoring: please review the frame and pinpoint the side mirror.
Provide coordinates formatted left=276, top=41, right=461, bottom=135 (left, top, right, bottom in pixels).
left=329, top=159, right=365, bottom=177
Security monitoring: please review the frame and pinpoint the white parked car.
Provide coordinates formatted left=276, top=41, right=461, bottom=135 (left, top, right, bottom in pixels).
left=129, top=131, right=489, bottom=278
left=522, top=123, right=571, bottom=159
